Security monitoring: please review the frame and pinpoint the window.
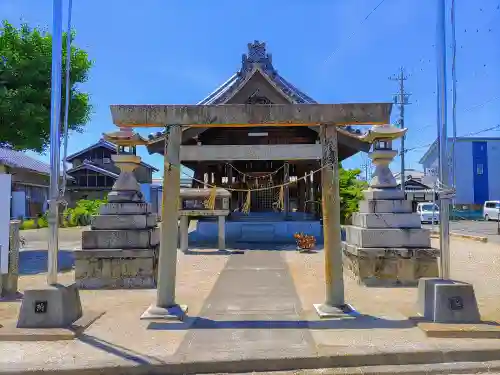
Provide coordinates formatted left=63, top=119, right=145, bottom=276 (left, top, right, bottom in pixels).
left=477, top=164, right=484, bottom=175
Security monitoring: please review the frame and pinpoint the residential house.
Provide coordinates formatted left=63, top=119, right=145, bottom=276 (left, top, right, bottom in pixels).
left=65, top=139, right=159, bottom=205
left=0, top=148, right=51, bottom=218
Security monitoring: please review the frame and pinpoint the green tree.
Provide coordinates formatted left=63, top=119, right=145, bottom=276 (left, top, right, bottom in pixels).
left=339, top=165, right=367, bottom=224
left=0, top=21, right=92, bottom=152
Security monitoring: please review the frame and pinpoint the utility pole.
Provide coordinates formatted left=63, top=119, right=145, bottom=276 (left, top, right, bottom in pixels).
left=360, top=157, right=372, bottom=182
left=389, top=67, right=411, bottom=191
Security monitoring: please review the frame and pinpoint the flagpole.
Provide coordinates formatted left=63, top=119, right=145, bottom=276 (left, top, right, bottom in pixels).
left=47, top=0, right=64, bottom=285
left=436, top=0, right=451, bottom=279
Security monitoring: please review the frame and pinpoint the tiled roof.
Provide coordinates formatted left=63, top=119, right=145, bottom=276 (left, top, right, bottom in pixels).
left=0, top=147, right=52, bottom=175
left=148, top=41, right=363, bottom=142
left=197, top=41, right=317, bottom=106
left=67, top=138, right=159, bottom=172
left=66, top=161, right=119, bottom=179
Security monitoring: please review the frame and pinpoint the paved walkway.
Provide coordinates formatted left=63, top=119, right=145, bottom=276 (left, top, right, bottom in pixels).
left=173, top=251, right=316, bottom=361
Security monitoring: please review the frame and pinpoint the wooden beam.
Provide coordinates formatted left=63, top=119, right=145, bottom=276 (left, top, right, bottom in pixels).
left=180, top=144, right=323, bottom=161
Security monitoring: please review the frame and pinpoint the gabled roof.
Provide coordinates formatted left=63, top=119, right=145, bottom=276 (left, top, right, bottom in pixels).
left=0, top=147, right=70, bottom=177
left=147, top=40, right=368, bottom=148
left=197, top=41, right=317, bottom=106
left=397, top=178, right=432, bottom=190
left=66, top=161, right=119, bottom=179
left=66, top=139, right=116, bottom=161
left=67, top=138, right=159, bottom=172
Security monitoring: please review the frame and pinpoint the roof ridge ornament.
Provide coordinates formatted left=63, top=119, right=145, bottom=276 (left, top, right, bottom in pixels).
left=241, top=40, right=274, bottom=74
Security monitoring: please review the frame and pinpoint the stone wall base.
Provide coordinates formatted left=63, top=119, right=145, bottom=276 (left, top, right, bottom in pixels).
left=342, top=242, right=439, bottom=287
left=74, top=249, right=158, bottom=289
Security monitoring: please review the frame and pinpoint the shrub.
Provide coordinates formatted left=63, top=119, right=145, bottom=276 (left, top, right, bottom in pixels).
left=63, top=198, right=106, bottom=227
left=20, top=219, right=37, bottom=230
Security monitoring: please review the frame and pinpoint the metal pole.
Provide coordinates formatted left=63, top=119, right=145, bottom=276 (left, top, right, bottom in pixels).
left=451, top=0, right=458, bottom=201
left=437, top=0, right=451, bottom=280
left=61, top=0, right=73, bottom=198
left=47, top=0, right=64, bottom=285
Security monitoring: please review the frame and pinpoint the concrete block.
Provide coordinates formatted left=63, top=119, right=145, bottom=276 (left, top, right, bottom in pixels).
left=74, top=248, right=156, bottom=259
left=344, top=226, right=431, bottom=248
left=342, top=242, right=440, bottom=258
left=74, top=253, right=157, bottom=289
left=417, top=278, right=481, bottom=323
left=107, top=190, right=143, bottom=203
left=81, top=227, right=159, bottom=249
left=358, top=199, right=413, bottom=213
left=342, top=245, right=439, bottom=286
left=91, top=214, right=157, bottom=230
left=363, top=189, right=405, bottom=201
left=17, top=283, right=82, bottom=328
left=100, top=202, right=151, bottom=215
left=351, top=212, right=421, bottom=229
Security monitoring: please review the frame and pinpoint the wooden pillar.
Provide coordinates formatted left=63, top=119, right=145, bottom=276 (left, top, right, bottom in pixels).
left=142, top=124, right=186, bottom=320
left=193, top=166, right=203, bottom=188
left=315, top=124, right=345, bottom=317
left=284, top=162, right=290, bottom=218
left=179, top=215, right=189, bottom=253
left=309, top=169, right=316, bottom=214
left=218, top=215, right=226, bottom=250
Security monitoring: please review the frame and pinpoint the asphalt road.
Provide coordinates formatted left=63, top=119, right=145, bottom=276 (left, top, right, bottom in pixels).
left=424, top=220, right=500, bottom=244
left=19, top=226, right=87, bottom=252
left=19, top=220, right=500, bottom=250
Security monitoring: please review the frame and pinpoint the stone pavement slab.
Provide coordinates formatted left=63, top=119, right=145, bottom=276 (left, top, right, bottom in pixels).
left=171, top=251, right=316, bottom=362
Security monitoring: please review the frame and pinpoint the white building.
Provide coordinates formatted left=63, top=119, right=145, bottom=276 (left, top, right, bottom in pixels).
left=419, top=137, right=500, bottom=206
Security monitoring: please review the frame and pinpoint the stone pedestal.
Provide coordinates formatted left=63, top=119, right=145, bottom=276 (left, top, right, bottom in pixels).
left=74, top=154, right=159, bottom=289
left=342, top=188, right=440, bottom=286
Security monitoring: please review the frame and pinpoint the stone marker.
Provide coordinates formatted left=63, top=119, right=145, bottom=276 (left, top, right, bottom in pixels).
left=17, top=283, right=82, bottom=328
left=417, top=278, right=481, bottom=323
left=342, top=124, right=440, bottom=286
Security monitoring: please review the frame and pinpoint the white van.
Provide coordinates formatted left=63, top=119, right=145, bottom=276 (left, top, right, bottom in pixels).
left=483, top=201, right=500, bottom=221
left=416, top=202, right=439, bottom=224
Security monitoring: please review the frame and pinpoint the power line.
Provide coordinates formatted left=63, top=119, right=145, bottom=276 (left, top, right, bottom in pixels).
left=404, top=124, right=500, bottom=153
left=324, top=0, right=387, bottom=65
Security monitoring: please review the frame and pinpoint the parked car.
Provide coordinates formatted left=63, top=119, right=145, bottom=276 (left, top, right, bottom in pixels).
left=483, top=200, right=500, bottom=221
left=416, top=202, right=439, bottom=224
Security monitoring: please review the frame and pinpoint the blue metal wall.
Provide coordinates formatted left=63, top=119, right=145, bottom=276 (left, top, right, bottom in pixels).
left=472, top=141, right=489, bottom=204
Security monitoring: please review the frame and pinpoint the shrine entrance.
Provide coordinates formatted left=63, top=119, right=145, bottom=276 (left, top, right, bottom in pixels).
left=249, top=176, right=276, bottom=212
left=109, top=102, right=391, bottom=321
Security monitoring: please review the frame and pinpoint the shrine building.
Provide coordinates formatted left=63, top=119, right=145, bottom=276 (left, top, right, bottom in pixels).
left=146, top=41, right=375, bottom=219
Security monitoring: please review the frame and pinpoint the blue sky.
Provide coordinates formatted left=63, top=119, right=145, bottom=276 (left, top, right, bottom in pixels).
left=2, top=0, right=499, bottom=177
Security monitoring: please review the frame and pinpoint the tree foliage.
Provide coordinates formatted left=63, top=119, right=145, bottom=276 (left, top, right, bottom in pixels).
left=0, top=21, right=92, bottom=152
left=339, top=165, right=367, bottom=224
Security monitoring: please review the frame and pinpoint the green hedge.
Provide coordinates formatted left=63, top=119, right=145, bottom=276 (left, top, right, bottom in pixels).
left=19, top=198, right=107, bottom=230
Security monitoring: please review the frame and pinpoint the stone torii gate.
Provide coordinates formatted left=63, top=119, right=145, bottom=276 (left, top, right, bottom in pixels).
left=109, top=103, right=392, bottom=320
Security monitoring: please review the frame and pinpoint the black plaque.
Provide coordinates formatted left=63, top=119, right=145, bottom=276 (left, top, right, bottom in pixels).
left=448, top=296, right=464, bottom=311
left=34, top=300, right=48, bottom=314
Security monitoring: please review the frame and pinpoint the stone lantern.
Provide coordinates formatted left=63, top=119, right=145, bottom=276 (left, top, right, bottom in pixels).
left=363, top=124, right=407, bottom=190
left=341, top=123, right=440, bottom=287
left=103, top=128, right=149, bottom=202
left=75, top=128, right=159, bottom=290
